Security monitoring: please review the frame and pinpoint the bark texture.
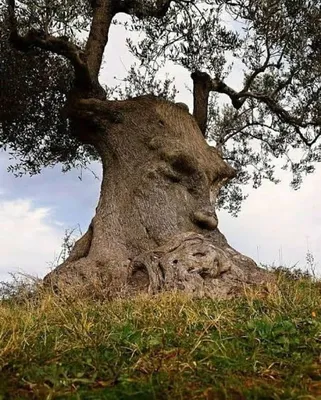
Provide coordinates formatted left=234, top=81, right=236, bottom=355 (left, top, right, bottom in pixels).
left=44, top=95, right=271, bottom=298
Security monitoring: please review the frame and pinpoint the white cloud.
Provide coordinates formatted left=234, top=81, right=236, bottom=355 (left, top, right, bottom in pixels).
left=218, top=168, right=321, bottom=274
left=0, top=199, right=63, bottom=281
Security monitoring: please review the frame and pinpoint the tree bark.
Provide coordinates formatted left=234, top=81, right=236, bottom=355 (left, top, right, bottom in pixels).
left=44, top=95, right=271, bottom=298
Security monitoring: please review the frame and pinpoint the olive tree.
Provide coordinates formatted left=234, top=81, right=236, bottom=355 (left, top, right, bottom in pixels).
left=1, top=0, right=320, bottom=297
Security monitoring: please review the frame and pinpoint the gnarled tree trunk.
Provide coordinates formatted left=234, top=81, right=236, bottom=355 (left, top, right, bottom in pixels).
left=44, top=95, right=270, bottom=298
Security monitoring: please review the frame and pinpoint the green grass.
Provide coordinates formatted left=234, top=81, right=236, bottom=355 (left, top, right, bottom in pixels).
left=1, top=271, right=321, bottom=399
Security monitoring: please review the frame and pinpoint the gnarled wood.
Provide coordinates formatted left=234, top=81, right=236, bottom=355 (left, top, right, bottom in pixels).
left=44, top=96, right=271, bottom=298
left=129, top=232, right=268, bottom=298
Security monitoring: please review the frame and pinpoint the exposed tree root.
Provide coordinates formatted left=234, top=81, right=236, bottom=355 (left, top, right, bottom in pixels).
left=45, top=232, right=271, bottom=299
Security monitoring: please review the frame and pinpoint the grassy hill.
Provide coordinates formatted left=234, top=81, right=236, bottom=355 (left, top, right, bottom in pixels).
left=1, top=269, right=321, bottom=399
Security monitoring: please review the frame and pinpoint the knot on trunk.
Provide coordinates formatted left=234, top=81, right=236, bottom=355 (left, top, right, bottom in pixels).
left=128, top=232, right=248, bottom=298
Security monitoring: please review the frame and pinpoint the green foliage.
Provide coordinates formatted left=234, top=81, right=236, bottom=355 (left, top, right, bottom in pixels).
left=0, top=12, right=98, bottom=175
left=108, top=64, right=179, bottom=101
left=217, top=0, right=321, bottom=189
left=125, top=2, right=240, bottom=74
left=1, top=0, right=321, bottom=212
left=8, top=0, right=91, bottom=38
left=1, top=271, right=321, bottom=399
left=122, top=0, right=321, bottom=213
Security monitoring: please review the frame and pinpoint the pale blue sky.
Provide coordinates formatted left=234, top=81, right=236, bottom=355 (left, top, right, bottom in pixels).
left=1, top=13, right=320, bottom=281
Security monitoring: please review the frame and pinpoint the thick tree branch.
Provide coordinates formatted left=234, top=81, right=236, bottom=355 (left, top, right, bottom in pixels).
left=84, top=0, right=115, bottom=84
left=67, top=98, right=124, bottom=124
left=191, top=71, right=212, bottom=136
left=6, top=0, right=96, bottom=95
left=191, top=70, right=245, bottom=136
left=13, top=32, right=91, bottom=85
left=191, top=68, right=321, bottom=145
left=191, top=37, right=288, bottom=137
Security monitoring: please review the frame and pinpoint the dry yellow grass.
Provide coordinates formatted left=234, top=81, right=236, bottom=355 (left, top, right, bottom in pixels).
left=1, top=269, right=321, bottom=399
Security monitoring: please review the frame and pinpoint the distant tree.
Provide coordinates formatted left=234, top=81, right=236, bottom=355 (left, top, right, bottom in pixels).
left=1, top=0, right=320, bottom=297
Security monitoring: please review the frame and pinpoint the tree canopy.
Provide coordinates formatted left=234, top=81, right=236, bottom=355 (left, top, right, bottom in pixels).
left=1, top=0, right=320, bottom=214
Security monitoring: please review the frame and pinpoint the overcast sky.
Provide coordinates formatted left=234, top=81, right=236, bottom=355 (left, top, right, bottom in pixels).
left=1, top=14, right=320, bottom=282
